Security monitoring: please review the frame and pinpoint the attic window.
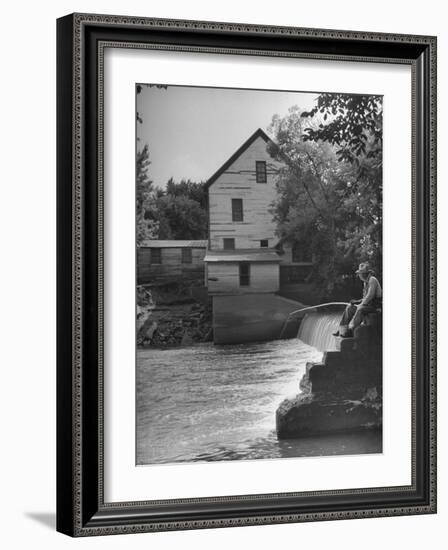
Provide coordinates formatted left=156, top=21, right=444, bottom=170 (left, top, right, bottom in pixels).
left=260, top=240, right=269, bottom=248
left=256, top=161, right=267, bottom=183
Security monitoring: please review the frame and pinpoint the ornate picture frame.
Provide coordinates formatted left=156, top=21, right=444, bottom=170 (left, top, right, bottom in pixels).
left=56, top=13, right=436, bottom=536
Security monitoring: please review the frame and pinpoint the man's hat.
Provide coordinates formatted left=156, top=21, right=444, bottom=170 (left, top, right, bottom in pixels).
left=355, top=262, right=372, bottom=274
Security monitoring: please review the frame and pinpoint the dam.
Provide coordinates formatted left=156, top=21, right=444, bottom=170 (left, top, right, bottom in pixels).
left=276, top=306, right=383, bottom=440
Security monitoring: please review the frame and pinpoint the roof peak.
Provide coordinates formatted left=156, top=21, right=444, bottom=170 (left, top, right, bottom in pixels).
left=204, top=128, right=275, bottom=189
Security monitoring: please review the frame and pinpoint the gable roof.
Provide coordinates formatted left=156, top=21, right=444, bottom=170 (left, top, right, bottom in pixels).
left=204, top=128, right=276, bottom=189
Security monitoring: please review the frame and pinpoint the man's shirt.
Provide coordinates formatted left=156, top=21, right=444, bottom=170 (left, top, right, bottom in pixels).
left=361, top=275, right=382, bottom=306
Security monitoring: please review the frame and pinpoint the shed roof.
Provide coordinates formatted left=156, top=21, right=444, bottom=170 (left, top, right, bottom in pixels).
left=204, top=248, right=281, bottom=263
left=140, top=240, right=208, bottom=248
left=204, top=128, right=277, bottom=189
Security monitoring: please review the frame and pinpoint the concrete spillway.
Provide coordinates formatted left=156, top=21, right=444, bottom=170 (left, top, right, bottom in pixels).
left=211, top=293, right=305, bottom=345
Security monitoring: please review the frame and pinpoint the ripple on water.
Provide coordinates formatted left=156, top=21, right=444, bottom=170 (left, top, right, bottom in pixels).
left=136, top=340, right=381, bottom=465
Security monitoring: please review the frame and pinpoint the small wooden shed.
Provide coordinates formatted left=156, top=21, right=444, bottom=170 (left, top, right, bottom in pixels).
left=138, top=240, right=208, bottom=284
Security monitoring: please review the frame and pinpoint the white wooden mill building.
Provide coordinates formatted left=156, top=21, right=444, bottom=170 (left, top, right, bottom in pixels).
left=204, top=128, right=297, bottom=295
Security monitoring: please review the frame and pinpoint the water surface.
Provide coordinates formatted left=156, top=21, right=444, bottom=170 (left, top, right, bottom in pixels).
left=136, top=339, right=381, bottom=465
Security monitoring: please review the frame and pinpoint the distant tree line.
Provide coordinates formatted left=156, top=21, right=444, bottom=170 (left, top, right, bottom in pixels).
left=136, top=145, right=208, bottom=246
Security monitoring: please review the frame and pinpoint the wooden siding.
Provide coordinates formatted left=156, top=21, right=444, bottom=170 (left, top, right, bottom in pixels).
left=207, top=262, right=279, bottom=294
left=137, top=247, right=206, bottom=283
left=208, top=136, right=284, bottom=249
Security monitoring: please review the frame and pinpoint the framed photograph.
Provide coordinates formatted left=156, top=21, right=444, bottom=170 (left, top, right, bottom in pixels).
left=57, top=13, right=437, bottom=536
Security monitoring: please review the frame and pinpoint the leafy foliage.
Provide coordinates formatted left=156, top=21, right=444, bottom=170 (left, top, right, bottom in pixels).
left=154, top=183, right=208, bottom=240
left=269, top=101, right=382, bottom=297
left=165, top=178, right=207, bottom=209
left=136, top=143, right=208, bottom=242
left=301, top=94, right=383, bottom=164
left=136, top=145, right=159, bottom=246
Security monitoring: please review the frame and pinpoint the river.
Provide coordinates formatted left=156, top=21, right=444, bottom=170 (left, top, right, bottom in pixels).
left=137, top=338, right=381, bottom=465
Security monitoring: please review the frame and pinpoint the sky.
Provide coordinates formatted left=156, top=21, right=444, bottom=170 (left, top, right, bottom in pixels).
left=136, top=84, right=318, bottom=189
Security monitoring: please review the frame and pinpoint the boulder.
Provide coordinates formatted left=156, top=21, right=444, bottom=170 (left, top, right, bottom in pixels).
left=276, top=388, right=382, bottom=439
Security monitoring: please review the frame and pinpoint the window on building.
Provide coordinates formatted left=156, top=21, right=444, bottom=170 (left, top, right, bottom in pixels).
left=232, top=198, right=243, bottom=222
left=255, top=161, right=267, bottom=183
left=260, top=239, right=269, bottom=248
left=239, top=263, right=250, bottom=286
left=223, top=238, right=235, bottom=250
left=150, top=248, right=162, bottom=264
left=181, top=247, right=192, bottom=264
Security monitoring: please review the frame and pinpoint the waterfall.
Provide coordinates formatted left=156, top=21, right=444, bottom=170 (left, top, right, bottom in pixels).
left=297, top=311, right=343, bottom=352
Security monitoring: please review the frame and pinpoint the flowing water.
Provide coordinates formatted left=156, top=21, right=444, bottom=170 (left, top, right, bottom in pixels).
left=137, top=313, right=381, bottom=465
left=298, top=310, right=343, bottom=351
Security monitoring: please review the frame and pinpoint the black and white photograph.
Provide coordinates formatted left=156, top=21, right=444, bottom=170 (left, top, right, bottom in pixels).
left=136, top=84, right=383, bottom=465
left=1, top=0, right=442, bottom=544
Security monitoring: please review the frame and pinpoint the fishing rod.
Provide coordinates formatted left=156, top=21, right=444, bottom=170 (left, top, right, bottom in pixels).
left=279, top=302, right=349, bottom=339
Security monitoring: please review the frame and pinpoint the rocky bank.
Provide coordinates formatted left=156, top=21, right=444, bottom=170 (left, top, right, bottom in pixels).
left=137, top=283, right=212, bottom=348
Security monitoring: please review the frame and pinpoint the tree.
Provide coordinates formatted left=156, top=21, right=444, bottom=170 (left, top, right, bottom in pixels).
left=139, top=177, right=208, bottom=240
left=300, top=93, right=383, bottom=278
left=268, top=101, right=382, bottom=297
left=153, top=178, right=208, bottom=240
left=268, top=107, right=347, bottom=294
left=301, top=93, right=383, bottom=164
left=155, top=194, right=208, bottom=240
left=165, top=177, right=207, bottom=209
left=335, top=153, right=382, bottom=277
left=136, top=145, right=159, bottom=246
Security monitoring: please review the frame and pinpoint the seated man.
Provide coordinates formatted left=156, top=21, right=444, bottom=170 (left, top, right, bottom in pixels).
left=333, top=262, right=382, bottom=338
